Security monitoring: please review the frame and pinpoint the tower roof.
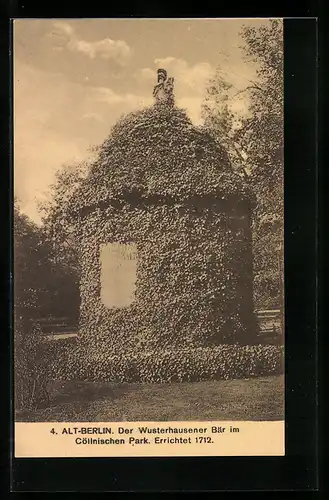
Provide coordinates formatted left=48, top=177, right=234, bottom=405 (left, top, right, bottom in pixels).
left=70, top=77, right=252, bottom=217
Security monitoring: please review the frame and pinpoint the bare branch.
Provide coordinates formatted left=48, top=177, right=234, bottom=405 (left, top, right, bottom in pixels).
left=232, top=85, right=265, bottom=98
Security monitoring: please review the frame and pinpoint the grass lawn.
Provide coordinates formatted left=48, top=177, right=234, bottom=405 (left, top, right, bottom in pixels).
left=16, top=375, right=284, bottom=422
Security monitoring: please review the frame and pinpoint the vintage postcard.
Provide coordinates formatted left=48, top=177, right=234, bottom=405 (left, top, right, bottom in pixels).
left=13, top=18, right=284, bottom=458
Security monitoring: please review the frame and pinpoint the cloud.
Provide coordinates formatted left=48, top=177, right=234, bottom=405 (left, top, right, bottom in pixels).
left=135, top=67, right=154, bottom=81
left=136, top=55, right=259, bottom=123
left=91, top=86, right=126, bottom=105
left=176, top=97, right=204, bottom=125
left=92, top=86, right=153, bottom=110
left=81, top=112, right=104, bottom=123
left=148, top=56, right=257, bottom=123
left=152, top=58, right=212, bottom=91
left=14, top=133, right=87, bottom=224
left=137, top=57, right=214, bottom=95
left=53, top=21, right=74, bottom=37
left=49, top=22, right=131, bottom=63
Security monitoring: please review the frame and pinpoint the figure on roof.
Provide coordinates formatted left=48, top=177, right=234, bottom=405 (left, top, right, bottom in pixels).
left=153, top=68, right=175, bottom=107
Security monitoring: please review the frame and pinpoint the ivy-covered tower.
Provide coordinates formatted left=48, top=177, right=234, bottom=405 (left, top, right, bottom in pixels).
left=71, top=69, right=257, bottom=355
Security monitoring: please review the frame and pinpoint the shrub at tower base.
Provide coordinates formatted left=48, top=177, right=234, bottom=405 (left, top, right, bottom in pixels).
left=44, top=341, right=284, bottom=383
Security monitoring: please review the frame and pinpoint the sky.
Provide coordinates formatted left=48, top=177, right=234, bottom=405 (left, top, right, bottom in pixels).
left=13, top=18, right=273, bottom=224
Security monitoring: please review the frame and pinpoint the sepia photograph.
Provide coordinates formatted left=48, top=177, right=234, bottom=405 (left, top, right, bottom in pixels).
left=13, top=18, right=284, bottom=453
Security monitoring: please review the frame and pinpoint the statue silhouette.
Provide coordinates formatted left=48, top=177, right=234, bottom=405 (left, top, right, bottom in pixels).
left=153, top=68, right=175, bottom=106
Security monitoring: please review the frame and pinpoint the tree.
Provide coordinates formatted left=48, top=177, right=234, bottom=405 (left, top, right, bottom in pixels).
left=238, top=19, right=283, bottom=310
left=14, top=199, right=50, bottom=410
left=38, top=163, right=88, bottom=271
left=37, top=161, right=91, bottom=322
left=14, top=198, right=49, bottom=316
left=201, top=19, right=284, bottom=309
left=201, top=71, right=249, bottom=178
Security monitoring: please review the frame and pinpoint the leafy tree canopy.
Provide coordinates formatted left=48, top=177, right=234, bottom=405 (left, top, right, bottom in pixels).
left=201, top=19, right=284, bottom=309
